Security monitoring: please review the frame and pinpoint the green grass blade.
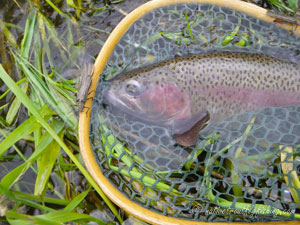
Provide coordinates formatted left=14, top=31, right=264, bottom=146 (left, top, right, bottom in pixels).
left=0, top=116, right=37, bottom=157
left=44, top=0, right=70, bottom=18
left=47, top=81, right=77, bottom=129
left=7, top=219, right=57, bottom=225
left=267, top=0, right=294, bottom=12
left=184, top=12, right=194, bottom=40
left=287, top=0, right=298, bottom=11
left=0, top=184, right=56, bottom=213
left=66, top=0, right=79, bottom=9
left=20, top=11, right=37, bottom=59
left=0, top=163, right=31, bottom=190
left=0, top=78, right=26, bottom=100
left=14, top=54, right=57, bottom=105
left=0, top=20, right=17, bottom=47
left=0, top=64, right=123, bottom=223
left=0, top=129, right=31, bottom=162
left=35, top=211, right=106, bottom=225
left=63, top=186, right=91, bottom=212
left=34, top=119, right=64, bottom=196
left=0, top=113, right=64, bottom=190
left=13, top=53, right=77, bottom=129
left=39, top=12, right=69, bottom=63
left=47, top=77, right=77, bottom=103
left=6, top=211, right=60, bottom=225
left=222, top=25, right=240, bottom=46
left=0, top=105, right=55, bottom=157
left=6, top=81, right=29, bottom=125
left=37, top=12, right=54, bottom=68
left=11, top=190, right=69, bottom=206
left=36, top=211, right=106, bottom=224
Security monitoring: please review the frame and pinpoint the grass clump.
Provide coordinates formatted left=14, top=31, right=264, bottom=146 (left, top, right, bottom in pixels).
left=0, top=0, right=127, bottom=224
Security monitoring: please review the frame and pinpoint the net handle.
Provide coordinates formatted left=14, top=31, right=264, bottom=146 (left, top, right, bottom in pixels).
left=79, top=0, right=300, bottom=224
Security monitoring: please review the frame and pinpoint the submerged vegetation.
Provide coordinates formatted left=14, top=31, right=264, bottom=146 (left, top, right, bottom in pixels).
left=96, top=112, right=300, bottom=220
left=0, top=0, right=299, bottom=224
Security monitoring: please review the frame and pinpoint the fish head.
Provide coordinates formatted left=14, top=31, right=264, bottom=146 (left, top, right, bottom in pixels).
left=103, top=75, right=192, bottom=124
left=102, top=71, right=210, bottom=147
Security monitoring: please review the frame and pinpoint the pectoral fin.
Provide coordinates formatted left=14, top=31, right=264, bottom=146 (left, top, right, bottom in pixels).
left=172, top=111, right=210, bottom=147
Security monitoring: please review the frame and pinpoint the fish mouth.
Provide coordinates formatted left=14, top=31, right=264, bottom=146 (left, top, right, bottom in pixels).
left=102, top=89, right=126, bottom=109
left=102, top=88, right=169, bottom=125
left=102, top=89, right=141, bottom=114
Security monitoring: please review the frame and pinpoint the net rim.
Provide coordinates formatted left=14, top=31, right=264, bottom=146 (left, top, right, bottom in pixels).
left=78, top=0, right=300, bottom=224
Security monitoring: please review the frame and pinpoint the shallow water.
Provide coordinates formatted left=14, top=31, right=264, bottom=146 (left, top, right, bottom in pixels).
left=0, top=0, right=299, bottom=224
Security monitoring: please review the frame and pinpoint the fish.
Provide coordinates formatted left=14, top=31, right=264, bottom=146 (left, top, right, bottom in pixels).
left=102, top=52, right=300, bottom=147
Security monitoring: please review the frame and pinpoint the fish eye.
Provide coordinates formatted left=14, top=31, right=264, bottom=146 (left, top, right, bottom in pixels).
left=124, top=80, right=143, bottom=96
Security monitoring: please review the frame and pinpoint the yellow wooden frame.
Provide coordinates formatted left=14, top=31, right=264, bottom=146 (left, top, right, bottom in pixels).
left=79, top=0, right=300, bottom=224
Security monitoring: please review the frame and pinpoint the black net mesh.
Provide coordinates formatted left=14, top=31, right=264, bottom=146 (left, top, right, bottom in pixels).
left=89, top=3, right=300, bottom=222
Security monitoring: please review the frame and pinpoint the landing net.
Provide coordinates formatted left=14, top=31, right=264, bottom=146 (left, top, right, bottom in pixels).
left=89, top=3, right=300, bottom=222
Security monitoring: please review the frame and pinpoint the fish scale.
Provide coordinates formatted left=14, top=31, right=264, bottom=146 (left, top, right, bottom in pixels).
left=104, top=52, right=300, bottom=146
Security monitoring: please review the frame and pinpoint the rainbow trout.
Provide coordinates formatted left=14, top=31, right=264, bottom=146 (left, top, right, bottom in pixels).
left=103, top=52, right=300, bottom=146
